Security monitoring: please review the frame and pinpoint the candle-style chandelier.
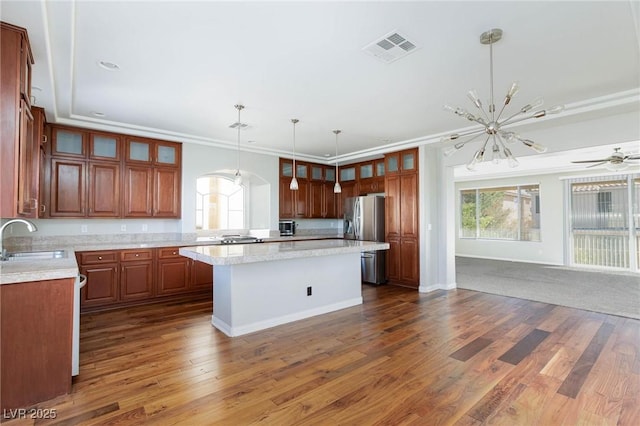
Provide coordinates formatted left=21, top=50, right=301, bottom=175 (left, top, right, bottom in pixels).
left=442, top=28, right=564, bottom=170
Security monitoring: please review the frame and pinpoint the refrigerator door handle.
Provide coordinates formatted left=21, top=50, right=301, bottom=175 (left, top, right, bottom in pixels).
left=354, top=199, right=361, bottom=240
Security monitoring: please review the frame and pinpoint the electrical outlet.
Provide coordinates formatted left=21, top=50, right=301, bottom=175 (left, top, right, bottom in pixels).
left=120, top=224, right=127, bottom=232
left=142, top=224, right=148, bottom=232
left=81, top=225, right=88, bottom=233
left=307, top=286, right=312, bottom=296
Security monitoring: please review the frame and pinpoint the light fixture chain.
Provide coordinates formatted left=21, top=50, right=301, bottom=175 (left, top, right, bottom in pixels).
left=489, top=32, right=495, bottom=120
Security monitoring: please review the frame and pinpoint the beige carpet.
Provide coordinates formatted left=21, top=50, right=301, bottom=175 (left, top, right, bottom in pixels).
left=456, top=256, right=640, bottom=319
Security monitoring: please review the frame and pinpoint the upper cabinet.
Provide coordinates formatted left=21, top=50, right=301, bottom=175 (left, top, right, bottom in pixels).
left=1, top=22, right=38, bottom=218
left=279, top=158, right=336, bottom=219
left=385, top=148, right=417, bottom=175
left=125, top=138, right=181, bottom=168
left=44, top=124, right=182, bottom=219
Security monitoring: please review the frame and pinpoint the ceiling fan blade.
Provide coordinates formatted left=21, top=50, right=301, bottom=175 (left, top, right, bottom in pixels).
left=625, top=154, right=640, bottom=160
left=571, top=159, right=609, bottom=163
left=585, top=161, right=608, bottom=168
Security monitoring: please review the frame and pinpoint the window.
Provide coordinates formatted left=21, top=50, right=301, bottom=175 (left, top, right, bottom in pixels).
left=460, top=185, right=541, bottom=241
left=196, top=176, right=244, bottom=230
left=569, top=177, right=632, bottom=269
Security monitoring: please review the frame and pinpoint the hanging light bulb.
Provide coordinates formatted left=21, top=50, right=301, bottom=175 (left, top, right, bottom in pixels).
left=333, top=130, right=342, bottom=193
left=233, top=104, right=244, bottom=185
left=290, top=119, right=299, bottom=191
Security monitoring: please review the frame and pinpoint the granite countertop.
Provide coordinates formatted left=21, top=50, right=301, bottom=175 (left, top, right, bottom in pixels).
left=179, top=239, right=390, bottom=266
left=0, top=233, right=345, bottom=285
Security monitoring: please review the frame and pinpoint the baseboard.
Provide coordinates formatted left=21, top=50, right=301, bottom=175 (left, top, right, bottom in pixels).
left=211, top=297, right=363, bottom=337
left=419, top=282, right=457, bottom=293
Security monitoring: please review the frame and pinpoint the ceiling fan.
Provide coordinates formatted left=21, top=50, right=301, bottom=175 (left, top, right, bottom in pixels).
left=571, top=147, right=640, bottom=171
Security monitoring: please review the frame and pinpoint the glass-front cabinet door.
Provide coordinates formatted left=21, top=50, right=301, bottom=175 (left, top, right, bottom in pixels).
left=311, top=165, right=324, bottom=181
left=126, top=139, right=151, bottom=163
left=52, top=127, right=86, bottom=158
left=325, top=167, right=335, bottom=182
left=359, top=163, right=374, bottom=179
left=155, top=141, right=180, bottom=167
left=280, top=159, right=293, bottom=177
left=90, top=133, right=120, bottom=161
left=375, top=159, right=385, bottom=177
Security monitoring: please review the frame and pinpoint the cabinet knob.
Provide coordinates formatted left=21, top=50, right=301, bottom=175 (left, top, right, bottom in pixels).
left=172, top=251, right=177, bottom=255
left=98, top=256, right=103, bottom=260
left=39, top=204, right=46, bottom=213
left=42, top=135, right=48, bottom=144
left=135, top=253, right=139, bottom=257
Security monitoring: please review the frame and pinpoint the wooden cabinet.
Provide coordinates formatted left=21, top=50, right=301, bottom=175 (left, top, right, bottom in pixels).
left=78, top=251, right=119, bottom=308
left=357, top=159, right=385, bottom=195
left=120, top=249, right=154, bottom=301
left=280, top=159, right=337, bottom=219
left=157, top=247, right=190, bottom=295
left=78, top=247, right=211, bottom=312
left=384, top=148, right=419, bottom=288
left=1, top=278, right=74, bottom=410
left=124, top=137, right=181, bottom=218
left=44, top=125, right=181, bottom=218
left=48, top=126, right=123, bottom=217
left=192, top=259, right=214, bottom=290
left=279, top=158, right=309, bottom=218
left=1, top=22, right=37, bottom=218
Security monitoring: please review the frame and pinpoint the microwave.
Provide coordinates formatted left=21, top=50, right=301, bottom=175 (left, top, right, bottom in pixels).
left=279, top=220, right=296, bottom=236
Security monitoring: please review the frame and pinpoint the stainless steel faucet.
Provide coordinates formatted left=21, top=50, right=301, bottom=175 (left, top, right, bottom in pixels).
left=0, top=219, right=38, bottom=260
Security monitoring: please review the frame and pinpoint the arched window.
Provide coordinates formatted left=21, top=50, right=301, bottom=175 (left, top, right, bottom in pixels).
left=196, top=176, right=244, bottom=230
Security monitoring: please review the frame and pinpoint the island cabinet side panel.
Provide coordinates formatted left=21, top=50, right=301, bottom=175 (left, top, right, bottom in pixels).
left=212, top=252, right=362, bottom=337
left=0, top=278, right=74, bottom=410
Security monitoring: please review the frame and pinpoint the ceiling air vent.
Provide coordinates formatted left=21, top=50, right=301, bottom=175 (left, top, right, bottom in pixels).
left=363, top=30, right=420, bottom=64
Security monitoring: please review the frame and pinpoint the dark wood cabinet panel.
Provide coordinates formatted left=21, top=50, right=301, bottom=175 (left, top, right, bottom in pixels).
left=123, top=165, right=153, bottom=217
left=336, top=181, right=358, bottom=220
left=309, top=181, right=324, bottom=218
left=279, top=178, right=295, bottom=218
left=121, top=261, right=154, bottom=301
left=80, top=263, right=119, bottom=307
left=88, top=162, right=120, bottom=217
left=191, top=260, right=213, bottom=290
left=157, top=258, right=191, bottom=295
left=0, top=278, right=73, bottom=410
left=50, top=158, right=85, bottom=217
left=154, top=167, right=181, bottom=217
left=384, top=148, right=419, bottom=288
left=324, top=183, right=336, bottom=218
left=280, top=177, right=309, bottom=218
left=1, top=23, right=35, bottom=218
left=400, top=173, right=418, bottom=238
left=399, top=237, right=419, bottom=287
left=386, top=237, right=401, bottom=282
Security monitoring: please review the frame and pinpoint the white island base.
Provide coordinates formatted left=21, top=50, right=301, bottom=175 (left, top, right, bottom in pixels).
left=179, top=239, right=389, bottom=337
left=212, top=252, right=361, bottom=336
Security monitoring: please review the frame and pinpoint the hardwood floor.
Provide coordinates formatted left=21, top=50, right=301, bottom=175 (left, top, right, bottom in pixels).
left=3, top=285, right=639, bottom=425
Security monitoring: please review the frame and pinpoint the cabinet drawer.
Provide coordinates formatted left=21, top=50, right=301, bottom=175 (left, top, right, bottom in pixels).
left=120, top=249, right=153, bottom=261
left=157, top=247, right=182, bottom=259
left=79, top=251, right=118, bottom=264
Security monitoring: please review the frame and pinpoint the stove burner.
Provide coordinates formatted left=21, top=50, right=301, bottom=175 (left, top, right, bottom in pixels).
left=219, top=235, right=264, bottom=244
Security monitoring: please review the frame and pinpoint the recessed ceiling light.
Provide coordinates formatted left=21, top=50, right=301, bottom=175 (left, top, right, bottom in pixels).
left=92, top=111, right=106, bottom=117
left=98, top=60, right=120, bottom=71
left=324, top=153, right=331, bottom=157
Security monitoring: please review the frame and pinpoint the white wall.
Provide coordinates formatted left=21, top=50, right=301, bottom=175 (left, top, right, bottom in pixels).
left=181, top=143, right=279, bottom=233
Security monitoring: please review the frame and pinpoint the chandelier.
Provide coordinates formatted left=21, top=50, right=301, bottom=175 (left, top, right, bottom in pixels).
left=442, top=28, right=564, bottom=170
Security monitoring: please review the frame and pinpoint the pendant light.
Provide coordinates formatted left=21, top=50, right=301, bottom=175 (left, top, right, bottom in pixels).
left=290, top=119, right=299, bottom=190
left=233, top=104, right=244, bottom=185
left=333, top=130, right=342, bottom=193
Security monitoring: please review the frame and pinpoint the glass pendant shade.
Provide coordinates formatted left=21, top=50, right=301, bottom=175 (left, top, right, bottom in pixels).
left=234, top=170, right=242, bottom=186
left=290, top=177, right=299, bottom=190
left=334, top=182, right=342, bottom=193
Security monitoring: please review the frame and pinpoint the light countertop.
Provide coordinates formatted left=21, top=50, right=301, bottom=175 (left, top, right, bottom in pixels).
left=179, top=239, right=390, bottom=266
left=0, top=234, right=346, bottom=285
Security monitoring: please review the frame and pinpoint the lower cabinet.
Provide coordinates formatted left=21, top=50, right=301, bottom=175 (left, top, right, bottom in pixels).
left=0, top=278, right=74, bottom=410
left=78, top=247, right=213, bottom=312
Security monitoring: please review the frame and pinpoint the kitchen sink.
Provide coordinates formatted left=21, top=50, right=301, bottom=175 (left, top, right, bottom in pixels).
left=4, top=250, right=67, bottom=261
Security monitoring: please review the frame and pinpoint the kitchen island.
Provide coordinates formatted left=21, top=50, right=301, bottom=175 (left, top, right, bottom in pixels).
left=179, top=239, right=389, bottom=337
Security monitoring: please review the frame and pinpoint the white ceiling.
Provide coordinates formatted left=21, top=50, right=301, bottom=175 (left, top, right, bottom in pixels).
left=2, top=0, right=639, bottom=169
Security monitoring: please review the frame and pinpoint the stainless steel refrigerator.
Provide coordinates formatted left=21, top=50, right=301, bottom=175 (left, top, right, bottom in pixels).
left=344, top=195, right=386, bottom=285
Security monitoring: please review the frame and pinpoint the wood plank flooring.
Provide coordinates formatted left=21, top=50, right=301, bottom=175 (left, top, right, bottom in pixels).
left=2, top=286, right=639, bottom=425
